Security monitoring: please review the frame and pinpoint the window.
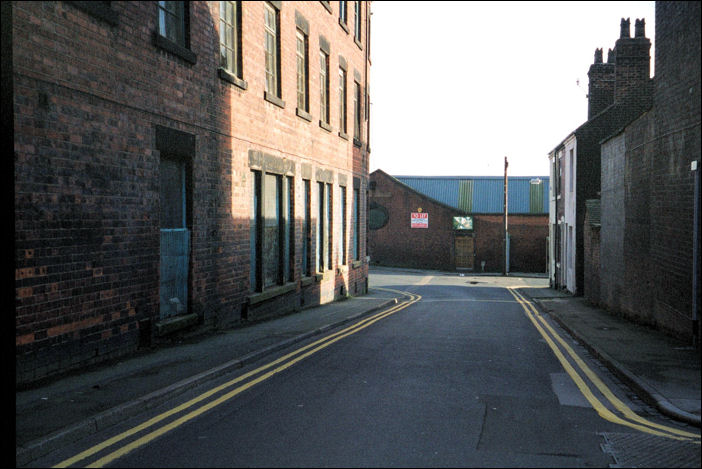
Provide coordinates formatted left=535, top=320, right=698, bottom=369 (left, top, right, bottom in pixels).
left=316, top=182, right=333, bottom=272
left=250, top=170, right=293, bottom=291
left=352, top=188, right=360, bottom=261
left=339, top=1, right=347, bottom=24
left=302, top=179, right=311, bottom=276
left=338, top=67, right=347, bottom=135
left=155, top=1, right=195, bottom=63
left=319, top=50, right=330, bottom=125
left=353, top=81, right=361, bottom=141
left=219, top=1, right=241, bottom=77
left=326, top=183, right=333, bottom=268
left=317, top=182, right=325, bottom=272
left=250, top=171, right=261, bottom=291
left=339, top=186, right=347, bottom=265
left=159, top=1, right=186, bottom=47
left=569, top=149, right=574, bottom=194
left=284, top=176, right=294, bottom=282
left=264, top=2, right=281, bottom=99
left=354, top=1, right=361, bottom=43
left=296, top=30, right=309, bottom=113
left=263, top=173, right=282, bottom=287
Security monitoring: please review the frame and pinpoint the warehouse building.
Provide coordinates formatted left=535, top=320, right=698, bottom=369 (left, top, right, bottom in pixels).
left=369, top=170, right=549, bottom=274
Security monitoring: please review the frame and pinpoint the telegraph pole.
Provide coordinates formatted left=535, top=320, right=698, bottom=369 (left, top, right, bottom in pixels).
left=503, top=156, right=508, bottom=276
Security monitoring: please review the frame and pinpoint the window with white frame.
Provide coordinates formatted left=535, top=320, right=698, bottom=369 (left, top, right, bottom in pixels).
left=264, top=2, right=281, bottom=98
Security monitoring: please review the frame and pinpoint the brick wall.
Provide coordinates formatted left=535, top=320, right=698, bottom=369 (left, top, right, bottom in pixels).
left=600, top=133, right=626, bottom=312
left=14, top=1, right=371, bottom=385
left=596, top=1, right=700, bottom=341
left=648, top=1, right=700, bottom=339
left=583, top=206, right=600, bottom=306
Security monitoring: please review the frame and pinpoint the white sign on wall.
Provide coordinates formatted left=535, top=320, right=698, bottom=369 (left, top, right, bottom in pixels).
left=411, top=212, right=428, bottom=228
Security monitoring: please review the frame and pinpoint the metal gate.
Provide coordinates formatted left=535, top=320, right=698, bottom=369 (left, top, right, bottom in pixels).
left=455, top=235, right=475, bottom=270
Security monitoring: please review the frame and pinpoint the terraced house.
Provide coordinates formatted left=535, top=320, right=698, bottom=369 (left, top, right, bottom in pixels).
left=11, top=1, right=372, bottom=385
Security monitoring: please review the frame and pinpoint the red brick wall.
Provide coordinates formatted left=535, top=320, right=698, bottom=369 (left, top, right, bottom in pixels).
left=583, top=212, right=601, bottom=306
left=14, top=1, right=370, bottom=385
left=473, top=215, right=548, bottom=274
left=368, top=171, right=456, bottom=271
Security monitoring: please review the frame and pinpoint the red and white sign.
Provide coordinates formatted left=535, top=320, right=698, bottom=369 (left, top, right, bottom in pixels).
left=411, top=212, right=428, bottom=229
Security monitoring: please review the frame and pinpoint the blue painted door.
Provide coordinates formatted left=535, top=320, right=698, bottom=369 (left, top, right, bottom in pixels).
left=160, top=158, right=189, bottom=319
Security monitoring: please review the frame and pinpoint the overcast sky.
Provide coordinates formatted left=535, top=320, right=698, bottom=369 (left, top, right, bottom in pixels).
left=368, top=1, right=656, bottom=177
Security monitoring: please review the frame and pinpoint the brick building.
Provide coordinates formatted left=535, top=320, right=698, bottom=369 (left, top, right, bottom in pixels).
left=11, top=1, right=372, bottom=385
left=597, top=1, right=701, bottom=342
left=369, top=170, right=549, bottom=274
left=548, top=16, right=653, bottom=295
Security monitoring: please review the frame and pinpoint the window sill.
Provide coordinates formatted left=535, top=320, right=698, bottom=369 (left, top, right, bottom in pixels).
left=296, top=108, right=313, bottom=122
left=69, top=1, right=118, bottom=25
left=319, top=120, right=332, bottom=133
left=352, top=260, right=363, bottom=269
left=264, top=91, right=286, bottom=109
left=339, top=19, right=349, bottom=34
left=353, top=137, right=362, bottom=148
left=154, top=33, right=197, bottom=64
left=301, top=276, right=315, bottom=287
left=320, top=1, right=332, bottom=13
left=248, top=282, right=297, bottom=305
left=218, top=68, right=247, bottom=90
left=315, top=271, right=335, bottom=282
left=354, top=37, right=363, bottom=50
left=338, top=131, right=348, bottom=140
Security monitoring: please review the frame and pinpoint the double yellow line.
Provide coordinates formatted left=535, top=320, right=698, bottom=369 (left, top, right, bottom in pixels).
left=507, top=287, right=700, bottom=442
left=54, top=289, right=421, bottom=468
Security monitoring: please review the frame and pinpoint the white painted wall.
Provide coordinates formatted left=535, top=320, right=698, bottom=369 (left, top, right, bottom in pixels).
left=563, top=135, right=577, bottom=294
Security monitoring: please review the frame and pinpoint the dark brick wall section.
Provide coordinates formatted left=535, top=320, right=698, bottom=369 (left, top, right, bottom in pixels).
left=14, top=1, right=371, bottom=385
left=596, top=1, right=700, bottom=341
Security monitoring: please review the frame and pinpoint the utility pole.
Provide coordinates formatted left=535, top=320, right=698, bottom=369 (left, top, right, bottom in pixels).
left=503, top=156, right=508, bottom=276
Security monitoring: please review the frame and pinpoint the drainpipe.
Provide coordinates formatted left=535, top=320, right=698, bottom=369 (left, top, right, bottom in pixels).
left=693, top=159, right=700, bottom=347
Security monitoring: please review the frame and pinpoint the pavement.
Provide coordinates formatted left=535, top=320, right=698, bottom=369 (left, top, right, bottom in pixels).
left=15, top=275, right=701, bottom=467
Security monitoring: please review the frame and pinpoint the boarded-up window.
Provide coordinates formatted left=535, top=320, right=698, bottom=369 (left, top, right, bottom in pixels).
left=160, top=158, right=185, bottom=228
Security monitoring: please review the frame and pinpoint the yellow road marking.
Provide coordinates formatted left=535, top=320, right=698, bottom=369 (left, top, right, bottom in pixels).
left=55, top=290, right=420, bottom=468
left=507, top=287, right=700, bottom=442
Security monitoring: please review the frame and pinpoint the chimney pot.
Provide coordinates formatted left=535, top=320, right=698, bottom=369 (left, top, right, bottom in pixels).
left=620, top=18, right=630, bottom=38
left=594, top=48, right=603, bottom=64
left=635, top=18, right=645, bottom=37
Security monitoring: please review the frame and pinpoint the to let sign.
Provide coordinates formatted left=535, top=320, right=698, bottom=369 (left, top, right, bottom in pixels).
left=411, top=212, right=428, bottom=228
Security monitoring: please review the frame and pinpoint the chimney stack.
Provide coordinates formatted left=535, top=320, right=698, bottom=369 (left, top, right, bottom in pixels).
left=613, top=17, right=651, bottom=106
left=588, top=48, right=615, bottom=119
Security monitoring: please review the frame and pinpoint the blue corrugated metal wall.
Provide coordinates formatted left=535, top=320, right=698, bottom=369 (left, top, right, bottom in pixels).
left=395, top=176, right=549, bottom=214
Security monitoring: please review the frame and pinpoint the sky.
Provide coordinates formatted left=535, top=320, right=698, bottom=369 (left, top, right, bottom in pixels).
left=368, top=1, right=656, bottom=177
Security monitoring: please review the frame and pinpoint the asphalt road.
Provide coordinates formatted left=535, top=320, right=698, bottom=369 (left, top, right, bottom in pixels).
left=36, top=270, right=694, bottom=467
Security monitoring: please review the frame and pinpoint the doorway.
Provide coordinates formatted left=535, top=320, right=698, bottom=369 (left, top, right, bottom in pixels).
left=455, top=234, right=475, bottom=270
left=159, top=156, right=190, bottom=319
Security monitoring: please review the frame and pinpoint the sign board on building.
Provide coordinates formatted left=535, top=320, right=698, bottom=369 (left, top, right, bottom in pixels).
left=411, top=212, right=428, bottom=228
left=452, top=216, right=473, bottom=230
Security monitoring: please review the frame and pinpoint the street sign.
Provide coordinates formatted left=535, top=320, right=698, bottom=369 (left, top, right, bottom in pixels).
left=411, top=212, right=428, bottom=229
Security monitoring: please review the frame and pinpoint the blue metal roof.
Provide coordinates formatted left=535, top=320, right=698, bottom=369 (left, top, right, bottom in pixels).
left=394, top=176, right=549, bottom=214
